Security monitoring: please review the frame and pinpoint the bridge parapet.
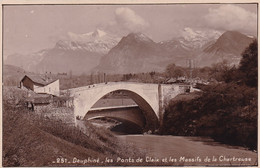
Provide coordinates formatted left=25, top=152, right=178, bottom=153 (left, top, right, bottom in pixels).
left=68, top=82, right=159, bottom=95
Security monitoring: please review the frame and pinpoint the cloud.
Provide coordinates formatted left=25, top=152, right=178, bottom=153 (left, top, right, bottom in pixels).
left=204, top=5, right=257, bottom=35
left=113, top=7, right=149, bottom=33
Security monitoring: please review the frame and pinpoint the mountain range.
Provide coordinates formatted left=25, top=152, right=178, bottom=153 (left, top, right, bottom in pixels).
left=5, top=28, right=255, bottom=75
left=94, top=30, right=254, bottom=73
left=5, top=29, right=120, bottom=75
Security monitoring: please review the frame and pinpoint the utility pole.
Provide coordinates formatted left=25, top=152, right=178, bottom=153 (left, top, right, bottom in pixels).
left=104, top=73, right=106, bottom=83
left=186, top=59, right=194, bottom=84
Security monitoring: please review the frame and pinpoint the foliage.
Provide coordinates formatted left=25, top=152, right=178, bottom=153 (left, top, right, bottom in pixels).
left=238, top=40, right=258, bottom=87
left=208, top=40, right=258, bottom=87
left=162, top=83, right=257, bottom=150
left=162, top=41, right=258, bottom=150
left=209, top=60, right=234, bottom=82
left=165, top=63, right=185, bottom=78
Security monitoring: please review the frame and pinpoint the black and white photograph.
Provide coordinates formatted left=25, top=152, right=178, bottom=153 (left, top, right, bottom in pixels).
left=1, top=1, right=258, bottom=167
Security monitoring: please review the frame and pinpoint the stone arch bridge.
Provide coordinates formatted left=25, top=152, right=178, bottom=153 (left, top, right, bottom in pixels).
left=68, top=82, right=191, bottom=130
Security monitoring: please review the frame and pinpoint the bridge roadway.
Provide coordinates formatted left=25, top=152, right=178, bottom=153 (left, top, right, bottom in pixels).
left=86, top=105, right=145, bottom=127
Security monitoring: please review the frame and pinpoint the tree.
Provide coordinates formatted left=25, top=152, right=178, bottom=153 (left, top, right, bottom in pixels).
left=238, top=40, right=258, bottom=87
left=209, top=60, right=232, bottom=81
left=165, top=63, right=185, bottom=78
left=149, top=71, right=155, bottom=78
left=221, top=66, right=239, bottom=83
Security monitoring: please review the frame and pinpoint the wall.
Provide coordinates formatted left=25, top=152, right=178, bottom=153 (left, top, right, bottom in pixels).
left=21, top=77, right=35, bottom=91
left=34, top=80, right=60, bottom=96
left=161, top=84, right=186, bottom=108
left=33, top=100, right=74, bottom=125
left=35, top=106, right=75, bottom=126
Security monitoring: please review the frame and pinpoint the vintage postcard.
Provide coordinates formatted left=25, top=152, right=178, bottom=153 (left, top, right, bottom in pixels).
left=1, top=0, right=258, bottom=167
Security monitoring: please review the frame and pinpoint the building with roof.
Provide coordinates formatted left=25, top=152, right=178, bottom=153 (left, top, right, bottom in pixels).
left=20, top=75, right=60, bottom=96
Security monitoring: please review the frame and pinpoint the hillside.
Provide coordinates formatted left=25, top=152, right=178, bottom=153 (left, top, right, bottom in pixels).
left=3, top=65, right=28, bottom=86
left=3, top=64, right=26, bottom=78
left=3, top=107, right=103, bottom=166
left=3, top=87, right=144, bottom=167
left=198, top=31, right=254, bottom=66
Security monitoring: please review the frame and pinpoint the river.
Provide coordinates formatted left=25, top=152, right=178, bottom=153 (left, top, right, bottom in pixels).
left=118, top=134, right=257, bottom=166
left=86, top=98, right=258, bottom=166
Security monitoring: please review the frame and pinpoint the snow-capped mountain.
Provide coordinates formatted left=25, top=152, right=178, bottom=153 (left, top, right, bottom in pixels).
left=160, top=28, right=222, bottom=51
left=5, top=29, right=120, bottom=74
left=56, top=29, right=120, bottom=54
left=93, top=30, right=255, bottom=73
left=179, top=27, right=222, bottom=49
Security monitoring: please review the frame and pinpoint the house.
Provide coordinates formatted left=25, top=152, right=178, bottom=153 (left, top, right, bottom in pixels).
left=20, top=75, right=60, bottom=96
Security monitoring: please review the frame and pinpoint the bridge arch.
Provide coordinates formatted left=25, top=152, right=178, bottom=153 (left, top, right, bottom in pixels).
left=88, top=116, right=144, bottom=134
left=86, top=106, right=146, bottom=128
left=73, top=84, right=160, bottom=130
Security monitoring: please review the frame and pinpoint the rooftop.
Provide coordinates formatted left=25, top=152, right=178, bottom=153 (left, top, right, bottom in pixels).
left=21, top=75, right=58, bottom=86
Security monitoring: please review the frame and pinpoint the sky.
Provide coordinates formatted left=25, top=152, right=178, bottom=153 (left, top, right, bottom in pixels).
left=3, top=3, right=258, bottom=56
